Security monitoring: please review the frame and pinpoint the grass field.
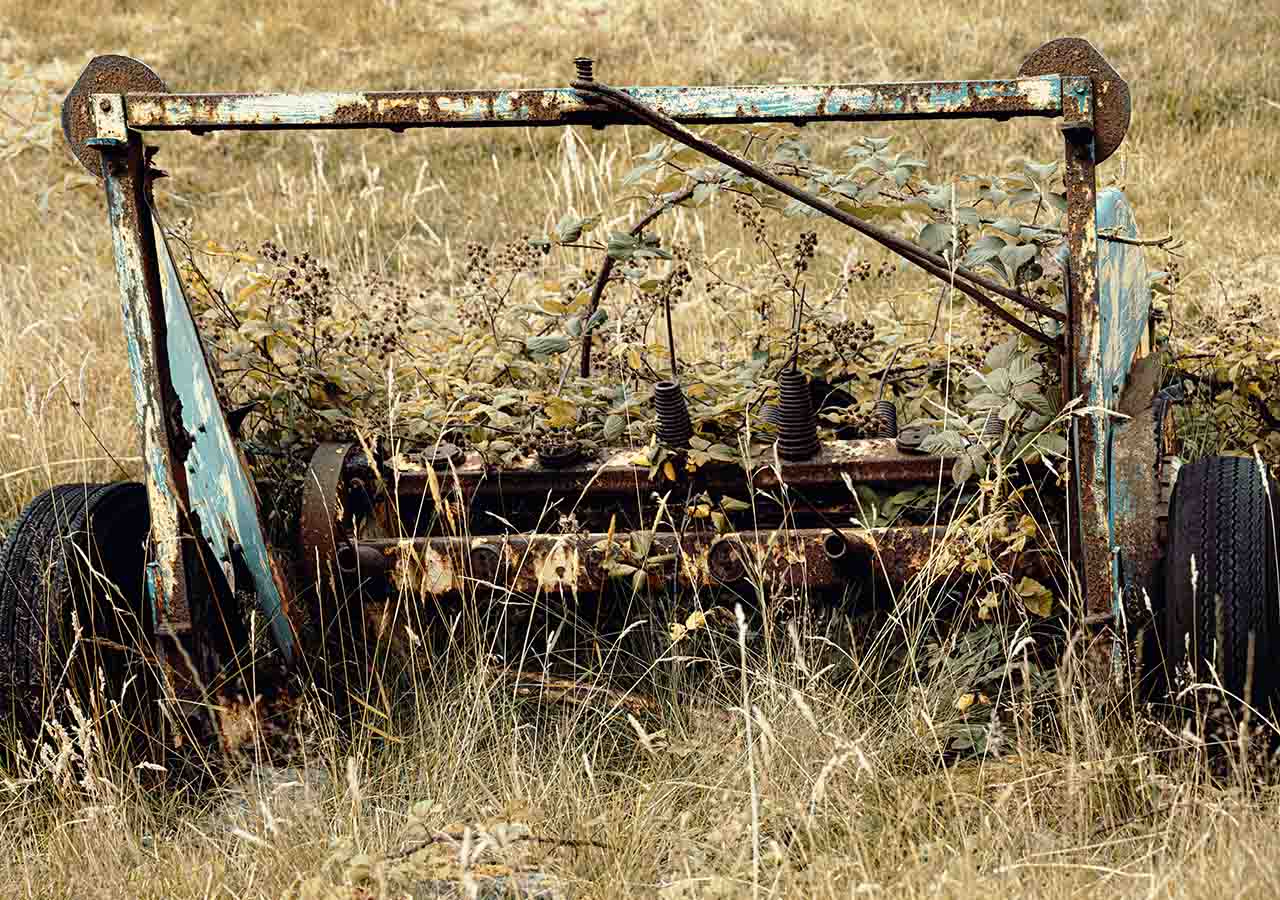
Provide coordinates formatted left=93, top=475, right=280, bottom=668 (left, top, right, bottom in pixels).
left=2, top=1, right=1280, bottom=897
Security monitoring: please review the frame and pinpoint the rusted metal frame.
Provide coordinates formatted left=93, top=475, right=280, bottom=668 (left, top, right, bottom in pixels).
left=113, top=78, right=1064, bottom=132
left=570, top=78, right=1065, bottom=348
left=341, top=526, right=951, bottom=598
left=94, top=99, right=299, bottom=674
left=1059, top=76, right=1113, bottom=617
left=93, top=120, right=223, bottom=730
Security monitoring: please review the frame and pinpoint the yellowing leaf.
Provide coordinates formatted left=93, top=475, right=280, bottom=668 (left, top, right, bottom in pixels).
left=1015, top=576, right=1054, bottom=617
left=544, top=398, right=578, bottom=428
left=662, top=461, right=677, bottom=481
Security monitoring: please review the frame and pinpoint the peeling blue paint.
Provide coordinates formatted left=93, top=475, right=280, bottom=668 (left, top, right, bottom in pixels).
left=153, top=222, right=297, bottom=661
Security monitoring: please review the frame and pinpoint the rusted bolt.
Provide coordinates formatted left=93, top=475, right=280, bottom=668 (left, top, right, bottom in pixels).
left=574, top=57, right=595, bottom=82
left=99, top=98, right=112, bottom=112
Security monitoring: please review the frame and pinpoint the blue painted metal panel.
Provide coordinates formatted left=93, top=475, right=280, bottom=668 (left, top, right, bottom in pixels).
left=1093, top=189, right=1154, bottom=620
left=152, top=221, right=298, bottom=661
left=120, top=77, right=1063, bottom=131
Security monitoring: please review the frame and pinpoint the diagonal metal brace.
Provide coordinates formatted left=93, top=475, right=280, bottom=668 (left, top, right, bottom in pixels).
left=572, top=78, right=1064, bottom=348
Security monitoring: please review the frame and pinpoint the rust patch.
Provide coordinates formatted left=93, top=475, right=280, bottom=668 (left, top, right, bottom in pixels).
left=355, top=526, right=963, bottom=599
left=61, top=55, right=167, bottom=177
left=1019, top=37, right=1130, bottom=161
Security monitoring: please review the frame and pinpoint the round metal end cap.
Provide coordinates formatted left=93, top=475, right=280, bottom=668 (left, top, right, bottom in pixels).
left=62, top=55, right=167, bottom=178
left=1019, top=37, right=1130, bottom=163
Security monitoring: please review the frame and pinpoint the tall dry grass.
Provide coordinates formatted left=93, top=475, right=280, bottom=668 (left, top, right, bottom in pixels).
left=1, top=1, right=1280, bottom=897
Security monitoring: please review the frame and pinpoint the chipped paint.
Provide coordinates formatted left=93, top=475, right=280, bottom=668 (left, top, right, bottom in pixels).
left=120, top=77, right=1063, bottom=132
left=391, top=540, right=458, bottom=595
left=537, top=540, right=580, bottom=592
left=1092, top=191, right=1159, bottom=618
left=1060, top=94, right=1121, bottom=618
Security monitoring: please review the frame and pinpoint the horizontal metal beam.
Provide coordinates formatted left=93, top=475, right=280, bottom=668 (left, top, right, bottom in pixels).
left=113, top=77, right=1063, bottom=132
left=391, top=438, right=950, bottom=503
left=338, top=527, right=952, bottom=598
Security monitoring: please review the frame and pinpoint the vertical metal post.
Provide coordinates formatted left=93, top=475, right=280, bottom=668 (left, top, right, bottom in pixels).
left=94, top=125, right=193, bottom=638
left=1060, top=76, right=1113, bottom=616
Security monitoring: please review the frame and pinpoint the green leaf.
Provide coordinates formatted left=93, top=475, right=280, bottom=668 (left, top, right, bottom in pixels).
left=603, top=414, right=626, bottom=441
left=585, top=307, right=608, bottom=332
left=692, top=182, right=719, bottom=206
left=992, top=216, right=1024, bottom=237
left=998, top=243, right=1039, bottom=279
left=919, top=222, right=954, bottom=253
left=526, top=335, right=570, bottom=358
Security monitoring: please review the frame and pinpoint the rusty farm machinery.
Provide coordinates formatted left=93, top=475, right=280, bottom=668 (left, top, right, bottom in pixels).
left=2, top=37, right=1274, bottom=762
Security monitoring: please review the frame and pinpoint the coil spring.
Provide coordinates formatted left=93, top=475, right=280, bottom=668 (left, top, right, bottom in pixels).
left=872, top=399, right=898, bottom=439
left=981, top=412, right=1006, bottom=446
left=653, top=380, right=693, bottom=448
left=775, top=368, right=821, bottom=460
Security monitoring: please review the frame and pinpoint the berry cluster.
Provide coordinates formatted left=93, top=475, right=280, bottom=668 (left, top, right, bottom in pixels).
left=732, top=196, right=769, bottom=245
left=262, top=240, right=334, bottom=329
left=827, top=317, right=876, bottom=353
left=792, top=230, right=818, bottom=274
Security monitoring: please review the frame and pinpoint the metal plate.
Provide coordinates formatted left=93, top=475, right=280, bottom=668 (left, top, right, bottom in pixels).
left=61, top=55, right=167, bottom=177
left=1019, top=37, right=1130, bottom=163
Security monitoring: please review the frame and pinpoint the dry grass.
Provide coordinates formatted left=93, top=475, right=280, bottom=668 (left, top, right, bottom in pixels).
left=2, top=1, right=1280, bottom=897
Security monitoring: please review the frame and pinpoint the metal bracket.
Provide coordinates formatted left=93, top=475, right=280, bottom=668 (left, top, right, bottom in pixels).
left=90, top=93, right=128, bottom=143
left=1060, top=76, right=1095, bottom=135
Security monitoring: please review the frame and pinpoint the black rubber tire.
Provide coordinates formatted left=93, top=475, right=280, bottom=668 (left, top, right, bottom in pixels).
left=0, top=482, right=155, bottom=744
left=1163, top=456, right=1279, bottom=707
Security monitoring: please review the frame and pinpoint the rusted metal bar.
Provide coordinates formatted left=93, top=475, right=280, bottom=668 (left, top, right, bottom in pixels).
left=387, top=438, right=950, bottom=513
left=112, top=78, right=1064, bottom=132
left=341, top=526, right=951, bottom=598
left=571, top=78, right=1065, bottom=345
left=1060, top=78, right=1112, bottom=616
left=95, top=125, right=192, bottom=636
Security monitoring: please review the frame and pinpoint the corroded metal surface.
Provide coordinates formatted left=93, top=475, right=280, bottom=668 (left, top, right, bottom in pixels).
left=299, top=442, right=354, bottom=592
left=388, top=438, right=950, bottom=524
left=1061, top=84, right=1109, bottom=616
left=117, top=77, right=1064, bottom=132
left=1020, top=37, right=1130, bottom=163
left=152, top=225, right=298, bottom=661
left=1092, top=190, right=1160, bottom=620
left=61, top=54, right=166, bottom=176
left=98, top=133, right=189, bottom=630
left=343, top=526, right=948, bottom=598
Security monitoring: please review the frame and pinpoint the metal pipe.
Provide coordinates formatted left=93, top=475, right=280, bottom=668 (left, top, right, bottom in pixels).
left=114, top=78, right=1064, bottom=132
